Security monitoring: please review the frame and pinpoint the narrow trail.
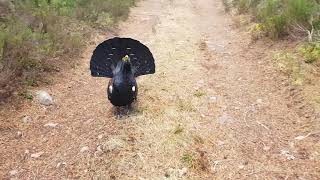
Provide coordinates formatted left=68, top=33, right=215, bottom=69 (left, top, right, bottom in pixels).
left=1, top=0, right=319, bottom=179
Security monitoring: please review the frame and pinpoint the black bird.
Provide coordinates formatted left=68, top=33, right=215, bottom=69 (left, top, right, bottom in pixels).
left=90, top=37, right=155, bottom=107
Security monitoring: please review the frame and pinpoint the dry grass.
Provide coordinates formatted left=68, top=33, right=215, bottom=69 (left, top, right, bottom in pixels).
left=1, top=0, right=320, bottom=179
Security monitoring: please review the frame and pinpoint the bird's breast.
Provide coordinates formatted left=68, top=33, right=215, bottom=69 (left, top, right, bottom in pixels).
left=107, top=79, right=137, bottom=106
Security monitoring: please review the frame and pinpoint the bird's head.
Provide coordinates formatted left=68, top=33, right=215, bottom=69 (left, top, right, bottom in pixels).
left=112, top=55, right=133, bottom=77
left=122, top=55, right=130, bottom=63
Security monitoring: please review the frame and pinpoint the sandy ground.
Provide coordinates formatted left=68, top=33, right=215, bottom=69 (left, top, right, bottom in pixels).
left=1, top=0, right=320, bottom=179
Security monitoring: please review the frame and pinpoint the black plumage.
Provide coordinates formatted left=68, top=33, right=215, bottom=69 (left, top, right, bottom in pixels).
left=90, top=37, right=155, bottom=107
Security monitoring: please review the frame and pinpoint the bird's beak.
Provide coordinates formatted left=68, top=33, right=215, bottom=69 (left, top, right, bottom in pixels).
left=122, top=55, right=130, bottom=62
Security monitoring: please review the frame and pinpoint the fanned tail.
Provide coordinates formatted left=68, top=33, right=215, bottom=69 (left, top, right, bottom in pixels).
left=90, top=37, right=155, bottom=78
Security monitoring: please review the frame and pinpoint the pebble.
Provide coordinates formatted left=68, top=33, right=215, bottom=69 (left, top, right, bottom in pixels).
left=16, top=131, right=22, bottom=138
left=103, top=138, right=125, bottom=151
left=80, top=146, right=89, bottom=153
left=36, top=90, right=53, bottom=106
left=94, top=145, right=104, bottom=157
left=44, top=123, right=58, bottom=128
left=22, top=116, right=32, bottom=123
left=57, top=162, right=66, bottom=168
left=9, top=170, right=18, bottom=176
left=178, top=167, right=188, bottom=177
left=209, top=96, right=217, bottom=103
left=256, top=99, right=263, bottom=104
left=31, top=151, right=44, bottom=158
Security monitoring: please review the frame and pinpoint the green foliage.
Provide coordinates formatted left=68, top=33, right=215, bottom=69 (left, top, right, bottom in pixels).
left=299, top=43, right=320, bottom=63
left=173, top=124, right=184, bottom=134
left=286, top=0, right=318, bottom=24
left=0, top=0, right=136, bottom=100
left=181, top=153, right=195, bottom=168
left=194, top=90, right=206, bottom=97
left=264, top=14, right=287, bottom=38
left=74, top=0, right=135, bottom=27
left=18, top=91, right=34, bottom=100
left=227, top=0, right=320, bottom=39
left=274, top=52, right=305, bottom=85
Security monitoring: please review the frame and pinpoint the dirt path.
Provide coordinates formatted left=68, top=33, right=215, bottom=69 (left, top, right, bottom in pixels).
left=1, top=0, right=320, bottom=179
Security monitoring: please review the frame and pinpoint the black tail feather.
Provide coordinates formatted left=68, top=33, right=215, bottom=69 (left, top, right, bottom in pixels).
left=90, top=37, right=155, bottom=78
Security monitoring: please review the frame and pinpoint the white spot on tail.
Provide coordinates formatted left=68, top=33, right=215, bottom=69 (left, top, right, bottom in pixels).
left=132, top=86, right=136, bottom=92
left=109, top=85, right=113, bottom=93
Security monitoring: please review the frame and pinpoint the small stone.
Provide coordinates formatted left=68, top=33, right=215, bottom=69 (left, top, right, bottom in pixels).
left=256, top=99, right=263, bottom=104
left=217, top=113, right=234, bottom=124
left=263, top=146, right=270, bottom=151
left=98, top=134, right=103, bottom=139
left=80, top=146, right=89, bottom=153
left=22, top=116, right=32, bottom=123
left=16, top=131, right=22, bottom=138
left=94, top=145, right=104, bottom=157
left=36, top=90, right=53, bottom=106
left=9, top=170, right=18, bottom=176
left=295, top=133, right=311, bottom=140
left=280, top=150, right=295, bottom=160
left=44, top=123, right=58, bottom=128
left=238, top=165, right=245, bottom=169
left=209, top=96, right=217, bottom=103
left=31, top=151, right=44, bottom=158
left=217, top=140, right=225, bottom=146
left=25, top=149, right=30, bottom=154
left=178, top=167, right=188, bottom=177
left=103, top=138, right=125, bottom=151
left=57, top=162, right=66, bottom=168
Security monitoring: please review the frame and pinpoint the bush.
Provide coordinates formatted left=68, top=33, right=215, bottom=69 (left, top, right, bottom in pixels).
left=299, top=42, right=320, bottom=63
left=0, top=0, right=136, bottom=101
left=226, top=0, right=320, bottom=39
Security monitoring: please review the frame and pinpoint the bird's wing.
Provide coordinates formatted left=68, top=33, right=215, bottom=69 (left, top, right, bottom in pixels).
left=90, top=37, right=155, bottom=78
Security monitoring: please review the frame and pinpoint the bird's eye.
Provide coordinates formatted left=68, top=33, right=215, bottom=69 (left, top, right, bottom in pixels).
left=132, top=86, right=136, bottom=92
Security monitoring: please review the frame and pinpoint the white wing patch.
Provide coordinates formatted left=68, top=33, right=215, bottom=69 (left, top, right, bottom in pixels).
left=132, top=86, right=136, bottom=92
left=109, top=85, right=113, bottom=93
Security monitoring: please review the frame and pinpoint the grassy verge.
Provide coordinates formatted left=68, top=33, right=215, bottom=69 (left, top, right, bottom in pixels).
left=224, top=0, right=320, bottom=39
left=223, top=0, right=320, bottom=110
left=0, top=0, right=136, bottom=101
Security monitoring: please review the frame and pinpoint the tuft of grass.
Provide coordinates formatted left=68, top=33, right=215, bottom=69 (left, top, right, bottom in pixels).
left=194, top=90, right=206, bottom=97
left=181, top=153, right=195, bottom=168
left=173, top=124, right=184, bottom=134
left=274, top=52, right=305, bottom=85
left=177, top=99, right=195, bottom=112
left=18, top=91, right=33, bottom=100
left=193, top=135, right=205, bottom=144
left=225, top=0, right=320, bottom=39
left=299, top=42, right=320, bottom=63
left=222, top=0, right=232, bottom=12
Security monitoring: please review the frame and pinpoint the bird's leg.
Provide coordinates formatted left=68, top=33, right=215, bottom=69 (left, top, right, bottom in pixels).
left=126, top=104, right=132, bottom=115
left=115, top=107, right=121, bottom=119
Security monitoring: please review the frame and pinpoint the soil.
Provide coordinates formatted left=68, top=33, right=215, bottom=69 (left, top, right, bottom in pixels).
left=1, top=0, right=319, bottom=179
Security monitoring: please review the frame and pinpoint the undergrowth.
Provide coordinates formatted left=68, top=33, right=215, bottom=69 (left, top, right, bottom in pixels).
left=224, top=0, right=320, bottom=40
left=223, top=0, right=320, bottom=109
left=0, top=0, right=136, bottom=101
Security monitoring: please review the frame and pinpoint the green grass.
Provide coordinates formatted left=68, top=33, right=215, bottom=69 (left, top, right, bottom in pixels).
left=299, top=42, right=320, bottom=63
left=177, top=99, right=195, bottom=112
left=193, top=90, right=206, bottom=97
left=173, top=124, right=184, bottom=134
left=181, top=153, right=195, bottom=168
left=225, top=0, right=320, bottom=39
left=0, top=0, right=136, bottom=101
left=18, top=91, right=34, bottom=100
left=274, top=52, right=305, bottom=85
